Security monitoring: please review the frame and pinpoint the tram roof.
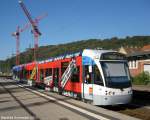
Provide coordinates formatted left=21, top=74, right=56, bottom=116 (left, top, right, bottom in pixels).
left=12, top=49, right=116, bottom=71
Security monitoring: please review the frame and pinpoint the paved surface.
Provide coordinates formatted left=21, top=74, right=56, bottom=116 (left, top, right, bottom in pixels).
left=0, top=78, right=140, bottom=120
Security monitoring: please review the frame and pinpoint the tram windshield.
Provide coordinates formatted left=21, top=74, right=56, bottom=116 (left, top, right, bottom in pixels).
left=101, top=61, right=131, bottom=88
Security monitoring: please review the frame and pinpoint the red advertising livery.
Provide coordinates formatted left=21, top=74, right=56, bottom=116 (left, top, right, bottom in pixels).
left=13, top=49, right=132, bottom=105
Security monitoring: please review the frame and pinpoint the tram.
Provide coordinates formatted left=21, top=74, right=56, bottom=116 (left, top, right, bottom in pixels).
left=12, top=49, right=132, bottom=105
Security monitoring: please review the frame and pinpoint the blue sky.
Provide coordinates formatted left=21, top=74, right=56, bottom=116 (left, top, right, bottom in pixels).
left=0, top=0, right=150, bottom=60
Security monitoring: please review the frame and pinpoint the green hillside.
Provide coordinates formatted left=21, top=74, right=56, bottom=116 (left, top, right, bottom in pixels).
left=0, top=36, right=150, bottom=73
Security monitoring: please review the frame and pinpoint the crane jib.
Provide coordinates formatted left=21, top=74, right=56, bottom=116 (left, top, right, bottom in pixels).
left=19, top=0, right=41, bottom=36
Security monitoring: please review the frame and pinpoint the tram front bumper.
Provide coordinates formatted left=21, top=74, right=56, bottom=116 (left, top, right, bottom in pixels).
left=93, top=94, right=132, bottom=105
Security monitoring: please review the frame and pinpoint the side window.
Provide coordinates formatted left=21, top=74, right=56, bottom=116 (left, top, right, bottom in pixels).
left=53, top=68, right=59, bottom=87
left=61, top=62, right=69, bottom=75
left=71, top=66, right=80, bottom=82
left=45, top=68, right=52, bottom=77
left=23, top=69, right=27, bottom=79
left=94, top=65, right=104, bottom=86
left=40, top=69, right=44, bottom=81
left=84, top=65, right=92, bottom=84
left=29, top=70, right=32, bottom=75
left=28, top=70, right=32, bottom=79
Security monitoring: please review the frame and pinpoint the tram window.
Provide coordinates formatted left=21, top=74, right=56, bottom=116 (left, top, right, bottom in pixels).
left=29, top=70, right=32, bottom=75
left=71, top=66, right=80, bottom=82
left=25, top=70, right=28, bottom=79
left=46, top=68, right=52, bottom=77
left=53, top=68, right=59, bottom=81
left=101, top=52, right=126, bottom=60
left=27, top=70, right=32, bottom=79
left=84, top=65, right=92, bottom=84
left=23, top=69, right=27, bottom=79
left=61, top=67, right=67, bottom=75
left=61, top=62, right=69, bottom=75
left=94, top=65, right=103, bottom=86
left=40, top=69, right=44, bottom=80
left=53, top=68, right=59, bottom=87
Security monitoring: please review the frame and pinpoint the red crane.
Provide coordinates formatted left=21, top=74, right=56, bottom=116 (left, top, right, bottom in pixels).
left=12, top=24, right=30, bottom=65
left=12, top=26, right=20, bottom=65
left=19, top=0, right=45, bottom=61
left=12, top=13, right=47, bottom=65
left=19, top=0, right=46, bottom=82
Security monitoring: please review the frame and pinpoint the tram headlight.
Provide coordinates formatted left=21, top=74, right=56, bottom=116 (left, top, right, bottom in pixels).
left=105, top=91, right=108, bottom=95
left=105, top=91, right=115, bottom=95
left=105, top=90, right=115, bottom=95
left=108, top=91, right=112, bottom=95
left=128, top=90, right=132, bottom=94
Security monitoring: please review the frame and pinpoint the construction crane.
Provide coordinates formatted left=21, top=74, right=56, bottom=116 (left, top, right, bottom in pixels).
left=12, top=24, right=30, bottom=65
left=12, top=26, right=20, bottom=65
left=19, top=0, right=45, bottom=61
left=19, top=0, right=46, bottom=82
left=12, top=13, right=47, bottom=65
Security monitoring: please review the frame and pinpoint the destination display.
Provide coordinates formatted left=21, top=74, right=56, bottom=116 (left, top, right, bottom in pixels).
left=101, top=52, right=126, bottom=60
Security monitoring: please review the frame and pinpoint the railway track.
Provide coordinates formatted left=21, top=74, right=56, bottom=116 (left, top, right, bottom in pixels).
left=0, top=75, right=12, bottom=79
left=103, top=104, right=150, bottom=120
left=1, top=77, right=150, bottom=120
left=1, top=78, right=138, bottom=120
left=103, top=90, right=150, bottom=120
left=24, top=83, right=150, bottom=120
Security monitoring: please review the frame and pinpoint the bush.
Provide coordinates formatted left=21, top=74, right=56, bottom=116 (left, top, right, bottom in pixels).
left=132, top=72, right=150, bottom=85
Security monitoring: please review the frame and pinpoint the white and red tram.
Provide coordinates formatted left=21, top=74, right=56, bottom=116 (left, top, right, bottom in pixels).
left=13, top=49, right=132, bottom=105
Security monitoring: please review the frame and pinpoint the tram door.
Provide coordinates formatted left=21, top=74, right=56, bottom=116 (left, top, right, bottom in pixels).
left=53, top=68, right=59, bottom=92
left=83, top=65, right=93, bottom=100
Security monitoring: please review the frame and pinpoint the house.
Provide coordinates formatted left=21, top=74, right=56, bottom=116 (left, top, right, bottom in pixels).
left=141, top=44, right=150, bottom=51
left=118, top=45, right=150, bottom=77
left=118, top=46, right=141, bottom=55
